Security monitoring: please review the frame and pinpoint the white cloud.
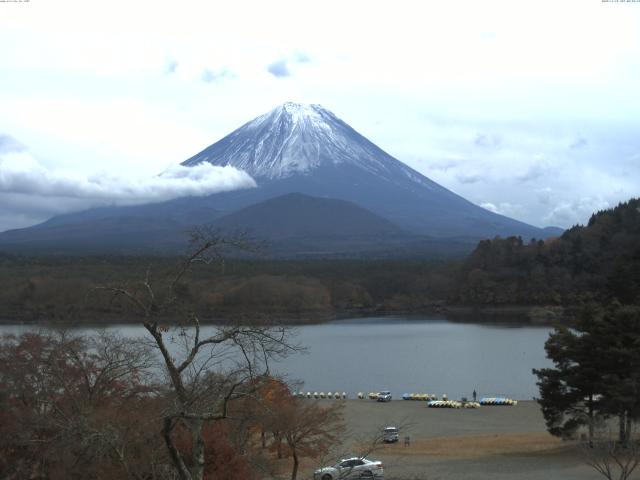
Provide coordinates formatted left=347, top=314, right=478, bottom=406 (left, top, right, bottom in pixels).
left=201, top=67, right=236, bottom=83
left=480, top=201, right=523, bottom=219
left=474, top=133, right=501, bottom=149
left=456, top=172, right=483, bottom=184
left=0, top=152, right=255, bottom=202
left=267, top=59, right=290, bottom=78
left=543, top=197, right=612, bottom=227
left=515, top=160, right=555, bottom=183
left=0, top=150, right=255, bottom=232
left=266, top=51, right=313, bottom=78
left=480, top=202, right=499, bottom=214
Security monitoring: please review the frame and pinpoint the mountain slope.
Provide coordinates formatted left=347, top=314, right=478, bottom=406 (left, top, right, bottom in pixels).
left=0, top=102, right=561, bottom=255
left=213, top=192, right=405, bottom=239
left=182, top=102, right=553, bottom=238
left=210, top=193, right=477, bottom=259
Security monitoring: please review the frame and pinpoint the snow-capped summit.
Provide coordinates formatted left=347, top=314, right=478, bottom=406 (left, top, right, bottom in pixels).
left=273, top=101, right=327, bottom=124
left=182, top=102, right=438, bottom=189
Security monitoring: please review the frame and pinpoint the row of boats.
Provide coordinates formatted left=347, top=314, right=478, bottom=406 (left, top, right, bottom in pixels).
left=479, top=397, right=518, bottom=406
left=295, top=391, right=347, bottom=399
left=402, top=393, right=439, bottom=401
left=404, top=394, right=518, bottom=407
left=427, top=400, right=481, bottom=408
left=293, top=391, right=518, bottom=406
left=423, top=397, right=518, bottom=407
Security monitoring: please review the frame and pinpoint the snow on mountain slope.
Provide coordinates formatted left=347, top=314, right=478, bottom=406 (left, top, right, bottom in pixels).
left=180, top=102, right=549, bottom=238
left=182, top=102, right=444, bottom=193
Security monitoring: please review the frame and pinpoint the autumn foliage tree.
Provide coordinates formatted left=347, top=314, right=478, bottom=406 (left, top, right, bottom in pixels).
left=248, top=377, right=345, bottom=480
left=97, top=230, right=299, bottom=480
left=0, top=330, right=296, bottom=480
left=281, top=399, right=345, bottom=480
left=0, top=330, right=165, bottom=479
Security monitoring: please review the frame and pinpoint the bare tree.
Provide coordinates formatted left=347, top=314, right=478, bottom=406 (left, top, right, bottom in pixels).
left=582, top=427, right=640, bottom=480
left=312, top=417, right=413, bottom=480
left=97, top=231, right=299, bottom=480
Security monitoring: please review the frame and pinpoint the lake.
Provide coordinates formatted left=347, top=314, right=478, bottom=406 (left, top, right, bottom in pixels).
left=0, top=316, right=553, bottom=400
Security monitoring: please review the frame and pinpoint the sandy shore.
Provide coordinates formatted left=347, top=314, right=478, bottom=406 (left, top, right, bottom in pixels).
left=298, top=400, right=601, bottom=480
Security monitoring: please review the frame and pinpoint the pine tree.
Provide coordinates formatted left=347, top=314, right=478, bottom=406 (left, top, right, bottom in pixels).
left=591, top=305, right=640, bottom=444
left=534, top=321, right=604, bottom=444
left=535, top=304, right=640, bottom=444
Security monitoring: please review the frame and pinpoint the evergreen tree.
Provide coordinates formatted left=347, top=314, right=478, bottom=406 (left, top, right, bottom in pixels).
left=535, top=304, right=640, bottom=444
left=591, top=305, right=640, bottom=443
left=534, top=321, right=604, bottom=443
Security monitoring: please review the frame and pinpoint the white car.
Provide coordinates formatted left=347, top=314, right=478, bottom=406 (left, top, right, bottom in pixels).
left=314, top=457, right=384, bottom=479
left=377, top=390, right=392, bottom=402
left=382, top=426, right=399, bottom=443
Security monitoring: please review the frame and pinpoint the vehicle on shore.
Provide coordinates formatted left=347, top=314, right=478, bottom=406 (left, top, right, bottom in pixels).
left=377, top=390, right=392, bottom=402
left=313, top=457, right=384, bottom=479
left=382, top=426, right=399, bottom=443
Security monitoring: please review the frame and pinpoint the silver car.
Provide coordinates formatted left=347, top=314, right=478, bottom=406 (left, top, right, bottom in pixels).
left=377, top=390, right=392, bottom=402
left=382, top=426, right=399, bottom=443
left=313, top=457, right=384, bottom=479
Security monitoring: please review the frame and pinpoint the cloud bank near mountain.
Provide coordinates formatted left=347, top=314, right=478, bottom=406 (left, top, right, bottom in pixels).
left=0, top=146, right=255, bottom=231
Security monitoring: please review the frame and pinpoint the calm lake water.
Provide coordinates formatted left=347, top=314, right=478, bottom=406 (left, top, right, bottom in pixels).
left=0, top=316, right=553, bottom=400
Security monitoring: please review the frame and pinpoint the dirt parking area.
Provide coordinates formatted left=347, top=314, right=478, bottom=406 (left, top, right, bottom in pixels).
left=300, top=400, right=603, bottom=480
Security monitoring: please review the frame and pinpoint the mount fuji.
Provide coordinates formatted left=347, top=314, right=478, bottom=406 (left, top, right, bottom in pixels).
left=180, top=102, right=554, bottom=238
left=0, top=102, right=561, bottom=256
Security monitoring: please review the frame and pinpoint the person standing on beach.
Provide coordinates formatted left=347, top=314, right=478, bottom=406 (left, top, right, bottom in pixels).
left=473, top=389, right=477, bottom=402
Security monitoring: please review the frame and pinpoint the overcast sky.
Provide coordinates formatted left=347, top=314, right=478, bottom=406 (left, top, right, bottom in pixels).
left=1, top=0, right=639, bottom=232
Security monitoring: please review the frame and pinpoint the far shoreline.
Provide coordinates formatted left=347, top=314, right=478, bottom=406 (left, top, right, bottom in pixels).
left=0, top=303, right=569, bottom=327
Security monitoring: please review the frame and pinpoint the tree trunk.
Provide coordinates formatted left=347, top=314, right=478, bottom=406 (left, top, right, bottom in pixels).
left=290, top=447, right=299, bottom=480
left=273, top=432, right=283, bottom=459
left=189, top=419, right=206, bottom=480
left=588, top=395, right=594, bottom=447
left=619, top=411, right=628, bottom=444
left=163, top=417, right=192, bottom=480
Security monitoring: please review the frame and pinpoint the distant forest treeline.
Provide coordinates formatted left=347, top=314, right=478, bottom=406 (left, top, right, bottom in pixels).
left=453, top=198, right=640, bottom=306
left=1, top=199, right=638, bottom=324
left=0, top=255, right=457, bottom=323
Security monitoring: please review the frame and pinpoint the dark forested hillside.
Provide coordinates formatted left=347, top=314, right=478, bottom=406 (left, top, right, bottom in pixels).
left=0, top=254, right=457, bottom=323
left=2, top=199, right=638, bottom=324
left=453, top=198, right=640, bottom=306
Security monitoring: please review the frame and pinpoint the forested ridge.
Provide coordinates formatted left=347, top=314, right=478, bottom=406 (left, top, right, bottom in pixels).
left=1, top=198, right=638, bottom=324
left=0, top=255, right=456, bottom=323
left=453, top=198, right=640, bottom=307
